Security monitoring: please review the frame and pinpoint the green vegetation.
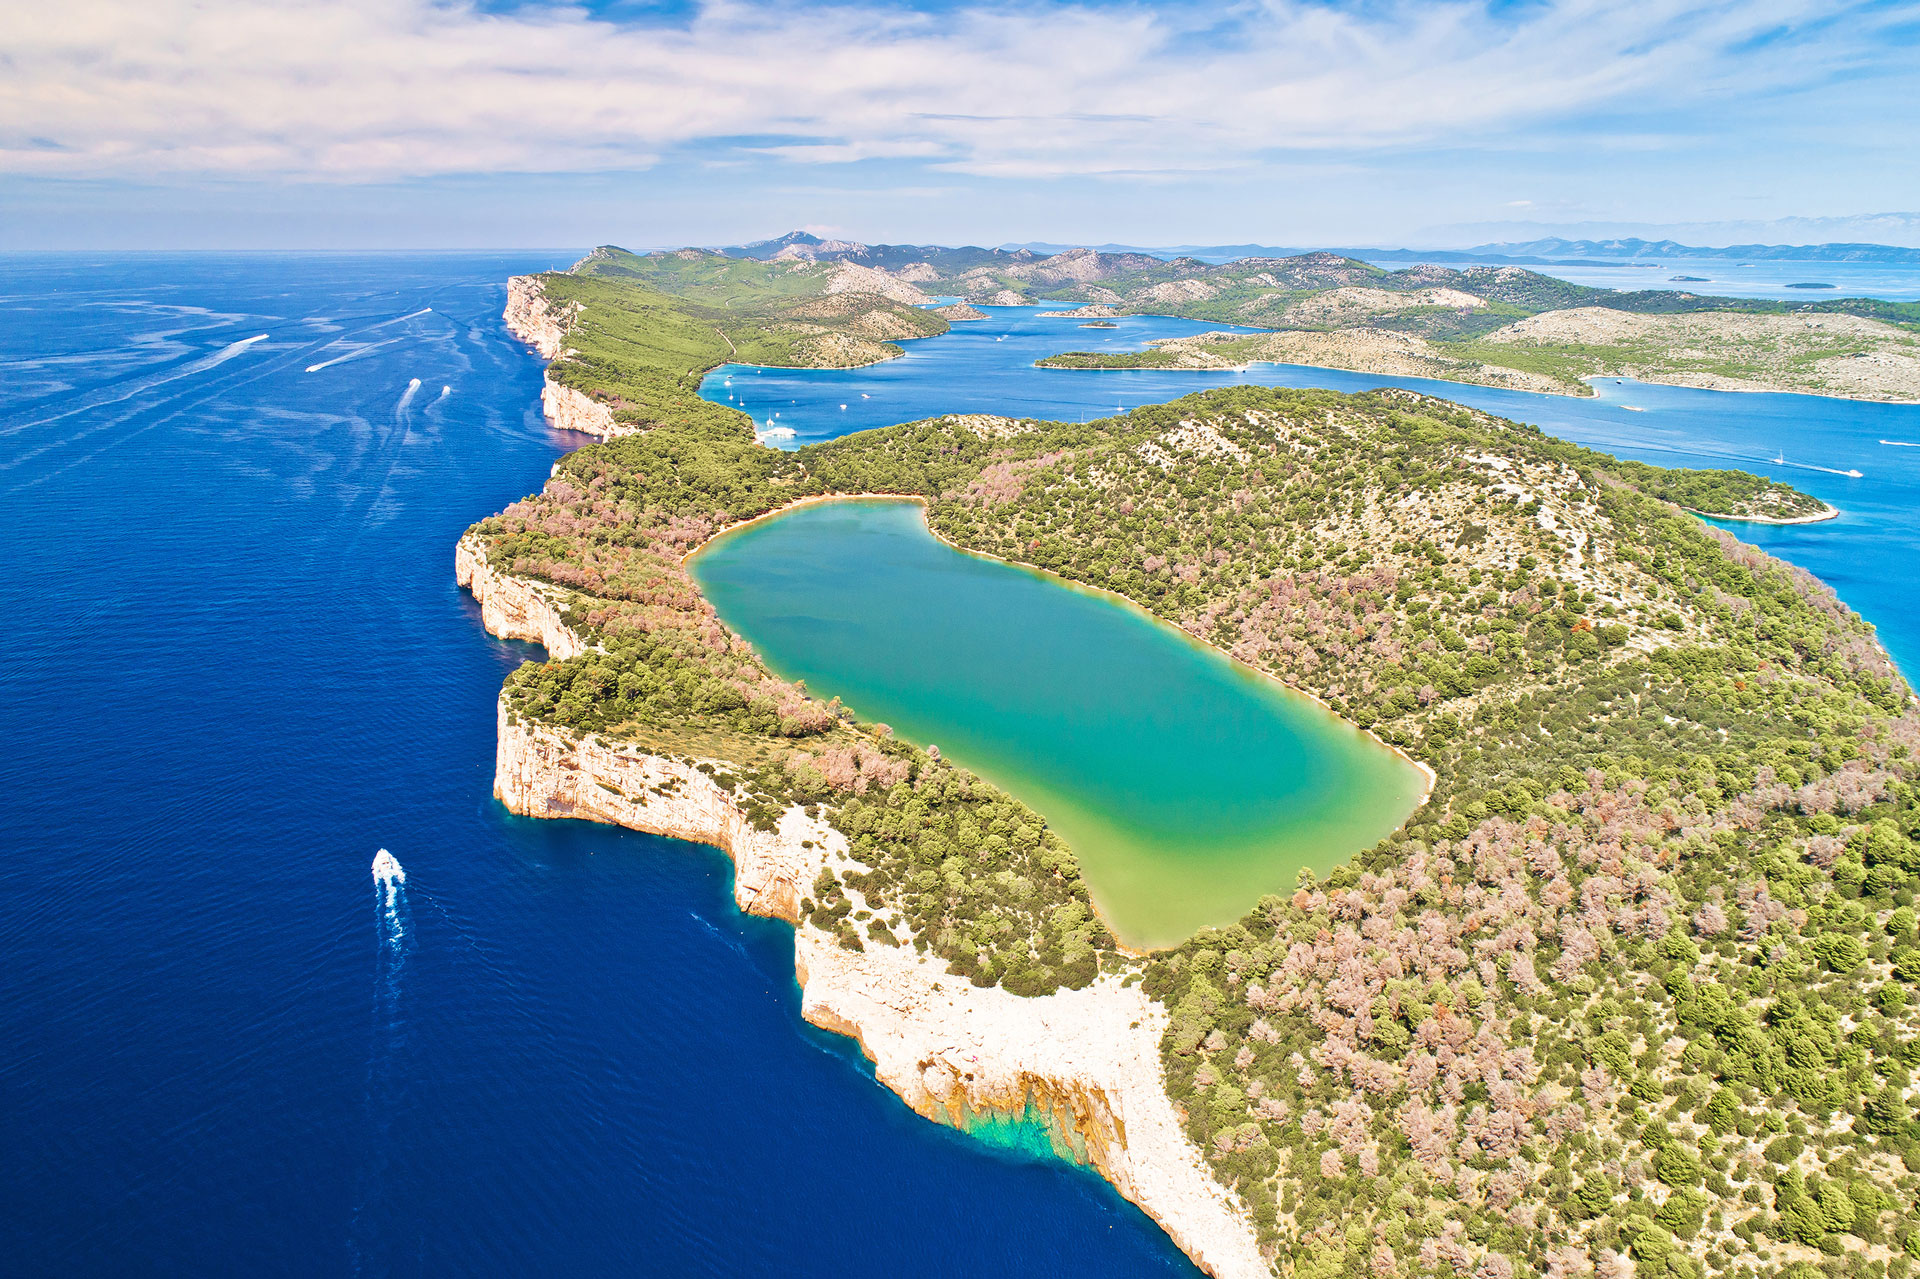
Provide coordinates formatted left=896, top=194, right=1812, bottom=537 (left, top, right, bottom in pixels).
left=532, top=246, right=946, bottom=434
left=1035, top=348, right=1195, bottom=369
left=482, top=252, right=1920, bottom=1279
left=1605, top=461, right=1832, bottom=522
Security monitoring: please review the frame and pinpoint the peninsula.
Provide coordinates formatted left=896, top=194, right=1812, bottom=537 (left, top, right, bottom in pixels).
left=468, top=245, right=1920, bottom=1279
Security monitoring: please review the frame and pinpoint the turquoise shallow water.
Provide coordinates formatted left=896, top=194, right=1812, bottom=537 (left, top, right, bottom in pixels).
left=690, top=499, right=1426, bottom=948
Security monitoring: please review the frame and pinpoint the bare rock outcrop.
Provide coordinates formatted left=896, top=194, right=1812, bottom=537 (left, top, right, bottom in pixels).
left=825, top=261, right=934, bottom=306
left=504, top=274, right=626, bottom=438
left=455, top=538, right=590, bottom=660
left=504, top=275, right=572, bottom=359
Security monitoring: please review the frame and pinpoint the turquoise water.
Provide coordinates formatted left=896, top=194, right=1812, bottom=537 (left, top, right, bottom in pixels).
left=690, top=499, right=1426, bottom=948
left=701, top=307, right=1920, bottom=673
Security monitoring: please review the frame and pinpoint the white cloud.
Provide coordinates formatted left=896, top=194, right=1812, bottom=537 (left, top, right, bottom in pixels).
left=0, top=0, right=1910, bottom=181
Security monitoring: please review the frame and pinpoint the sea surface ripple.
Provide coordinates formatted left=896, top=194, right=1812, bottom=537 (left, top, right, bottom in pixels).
left=0, top=254, right=1198, bottom=1277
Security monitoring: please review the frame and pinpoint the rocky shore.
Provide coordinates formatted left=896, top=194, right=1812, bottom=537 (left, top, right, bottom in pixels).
left=460, top=535, right=1268, bottom=1279
left=488, top=286, right=1270, bottom=1277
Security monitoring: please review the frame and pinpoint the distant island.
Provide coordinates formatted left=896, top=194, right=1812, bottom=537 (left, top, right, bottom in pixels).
left=472, top=242, right=1919, bottom=1279
left=721, top=232, right=1920, bottom=404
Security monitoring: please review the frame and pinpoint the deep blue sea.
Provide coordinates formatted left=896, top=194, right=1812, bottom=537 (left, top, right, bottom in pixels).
left=0, top=255, right=1201, bottom=1277
left=7, top=258, right=1918, bottom=1278
left=707, top=305, right=1920, bottom=672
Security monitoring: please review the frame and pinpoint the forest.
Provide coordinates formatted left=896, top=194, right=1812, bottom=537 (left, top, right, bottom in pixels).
left=475, top=253, right=1920, bottom=1279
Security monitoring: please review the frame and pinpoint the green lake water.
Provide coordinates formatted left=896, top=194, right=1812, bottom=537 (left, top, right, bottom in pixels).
left=690, top=499, right=1426, bottom=948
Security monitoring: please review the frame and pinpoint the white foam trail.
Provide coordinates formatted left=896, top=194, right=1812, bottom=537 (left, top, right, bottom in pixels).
left=355, top=848, right=413, bottom=1272
left=365, top=306, right=434, bottom=330
left=305, top=336, right=406, bottom=373
left=395, top=377, right=422, bottom=415
left=212, top=333, right=271, bottom=362
left=2, top=331, right=273, bottom=439
left=1882, top=440, right=1920, bottom=447
left=372, top=849, right=407, bottom=946
left=437, top=385, right=451, bottom=400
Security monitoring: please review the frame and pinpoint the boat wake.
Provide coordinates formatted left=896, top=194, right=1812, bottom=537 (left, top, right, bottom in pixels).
left=353, top=849, right=412, bottom=1272
left=367, top=306, right=434, bottom=329
left=305, top=336, right=406, bottom=374
left=371, top=849, right=410, bottom=1012
left=395, top=377, right=422, bottom=417
left=1882, top=439, right=1920, bottom=448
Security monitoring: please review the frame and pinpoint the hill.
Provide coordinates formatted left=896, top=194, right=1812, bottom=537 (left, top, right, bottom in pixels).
left=467, top=250, right=1920, bottom=1279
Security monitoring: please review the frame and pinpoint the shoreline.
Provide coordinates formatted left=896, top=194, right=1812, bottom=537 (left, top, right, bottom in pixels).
left=689, top=491, right=1439, bottom=828
left=461, top=532, right=1270, bottom=1279
left=1686, top=502, right=1840, bottom=525
left=1028, top=345, right=1920, bottom=406
left=1031, top=352, right=1599, bottom=399
left=495, top=276, right=1429, bottom=1276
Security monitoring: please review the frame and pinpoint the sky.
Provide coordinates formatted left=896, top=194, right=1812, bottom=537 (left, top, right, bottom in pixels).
left=3, top=0, right=1919, bottom=250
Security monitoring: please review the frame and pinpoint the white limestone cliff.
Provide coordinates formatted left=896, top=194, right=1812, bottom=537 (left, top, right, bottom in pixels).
left=504, top=274, right=572, bottom=359
left=505, top=273, right=624, bottom=439
left=464, top=536, right=1268, bottom=1279
left=455, top=537, right=588, bottom=661
left=540, top=375, right=621, bottom=439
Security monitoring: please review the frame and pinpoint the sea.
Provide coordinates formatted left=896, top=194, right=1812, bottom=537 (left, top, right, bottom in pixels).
left=4, top=252, right=1917, bottom=1276
left=0, top=255, right=1199, bottom=1277
left=708, top=307, right=1920, bottom=673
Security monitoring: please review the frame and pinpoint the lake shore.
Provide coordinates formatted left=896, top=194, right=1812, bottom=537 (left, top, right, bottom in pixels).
left=461, top=530, right=1271, bottom=1279
left=498, top=287, right=1277, bottom=1275
left=689, top=489, right=1437, bottom=850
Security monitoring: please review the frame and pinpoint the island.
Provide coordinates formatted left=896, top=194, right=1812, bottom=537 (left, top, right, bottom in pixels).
left=716, top=232, right=1920, bottom=403
left=471, top=244, right=1920, bottom=1279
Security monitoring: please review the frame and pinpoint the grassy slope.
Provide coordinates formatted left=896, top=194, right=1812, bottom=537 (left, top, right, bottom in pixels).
left=479, top=258, right=1920, bottom=1279
left=535, top=246, right=948, bottom=433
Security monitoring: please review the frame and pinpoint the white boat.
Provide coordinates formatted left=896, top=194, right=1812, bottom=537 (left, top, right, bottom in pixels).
left=371, top=849, right=404, bottom=883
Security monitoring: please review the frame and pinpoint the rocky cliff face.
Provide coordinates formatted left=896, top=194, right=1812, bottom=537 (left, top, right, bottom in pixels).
left=540, top=375, right=621, bottom=439
left=465, top=541, right=1269, bottom=1279
left=455, top=537, right=589, bottom=660
left=504, top=275, right=570, bottom=359
left=504, top=274, right=624, bottom=439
